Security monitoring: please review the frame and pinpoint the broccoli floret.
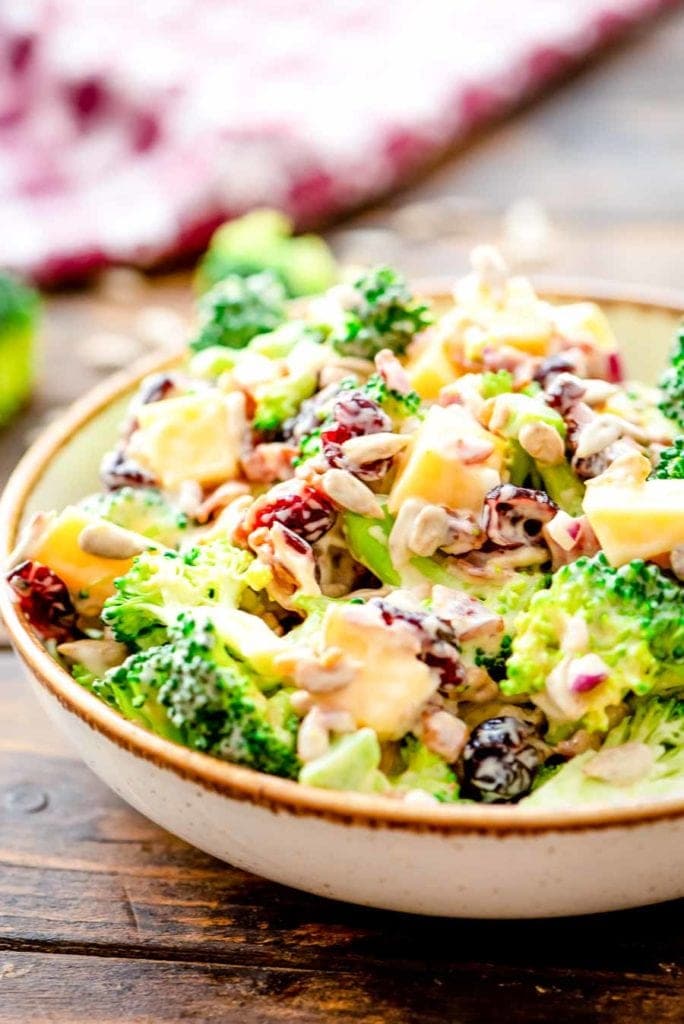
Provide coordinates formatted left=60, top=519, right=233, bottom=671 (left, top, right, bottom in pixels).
left=79, top=487, right=190, bottom=548
left=651, top=437, right=684, bottom=479
left=327, top=267, right=431, bottom=360
left=361, top=372, right=422, bottom=422
left=505, top=554, right=684, bottom=731
left=190, top=271, right=286, bottom=352
left=195, top=209, right=338, bottom=297
left=526, top=697, right=684, bottom=806
left=102, top=537, right=271, bottom=649
left=658, top=324, right=684, bottom=430
left=390, top=735, right=460, bottom=802
left=480, top=369, right=514, bottom=399
left=474, top=634, right=513, bottom=682
left=252, top=368, right=318, bottom=432
left=0, top=272, right=40, bottom=426
left=100, top=616, right=299, bottom=777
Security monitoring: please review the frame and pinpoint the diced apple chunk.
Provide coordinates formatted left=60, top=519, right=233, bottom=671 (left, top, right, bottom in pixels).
left=129, top=391, right=246, bottom=490
left=406, top=332, right=458, bottom=398
left=550, top=301, right=616, bottom=351
left=315, top=604, right=438, bottom=740
left=583, top=476, right=684, bottom=566
left=388, top=405, right=502, bottom=515
left=30, top=507, right=136, bottom=611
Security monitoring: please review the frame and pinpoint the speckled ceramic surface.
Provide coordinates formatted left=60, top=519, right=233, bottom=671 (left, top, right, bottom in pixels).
left=2, top=284, right=683, bottom=918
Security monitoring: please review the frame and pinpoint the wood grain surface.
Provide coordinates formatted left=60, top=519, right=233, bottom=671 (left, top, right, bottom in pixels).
left=2, top=7, right=684, bottom=1022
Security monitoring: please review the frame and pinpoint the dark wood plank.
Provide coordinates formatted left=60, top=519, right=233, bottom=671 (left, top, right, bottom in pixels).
left=1, top=949, right=682, bottom=1024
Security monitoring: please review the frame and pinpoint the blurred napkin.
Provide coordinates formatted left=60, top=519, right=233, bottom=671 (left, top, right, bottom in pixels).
left=0, top=0, right=676, bottom=283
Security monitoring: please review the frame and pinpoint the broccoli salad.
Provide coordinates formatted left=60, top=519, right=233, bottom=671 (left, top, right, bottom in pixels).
left=6, top=247, right=684, bottom=808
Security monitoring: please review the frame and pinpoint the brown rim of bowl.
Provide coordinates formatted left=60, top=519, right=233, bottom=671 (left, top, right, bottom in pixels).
left=2, top=280, right=684, bottom=836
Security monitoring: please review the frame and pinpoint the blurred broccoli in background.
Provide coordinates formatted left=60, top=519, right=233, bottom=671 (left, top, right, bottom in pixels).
left=190, top=271, right=286, bottom=352
left=195, top=209, right=338, bottom=297
left=328, top=267, right=432, bottom=360
left=0, top=272, right=40, bottom=427
left=659, top=324, right=684, bottom=430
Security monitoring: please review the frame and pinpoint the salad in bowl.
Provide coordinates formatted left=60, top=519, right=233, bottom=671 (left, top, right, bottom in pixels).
left=6, top=248, right=684, bottom=811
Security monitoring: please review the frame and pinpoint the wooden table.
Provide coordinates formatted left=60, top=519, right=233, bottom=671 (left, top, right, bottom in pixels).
left=2, top=8, right=684, bottom=1021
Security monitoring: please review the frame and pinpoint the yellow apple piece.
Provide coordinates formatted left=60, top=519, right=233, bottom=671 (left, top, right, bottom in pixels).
left=550, top=301, right=617, bottom=352
left=388, top=405, right=502, bottom=515
left=315, top=604, right=438, bottom=740
left=129, top=391, right=246, bottom=490
left=30, top=507, right=137, bottom=611
left=583, top=473, right=684, bottom=566
left=406, top=332, right=459, bottom=399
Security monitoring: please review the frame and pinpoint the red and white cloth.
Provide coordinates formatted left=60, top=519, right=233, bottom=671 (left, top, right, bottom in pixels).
left=0, top=0, right=676, bottom=283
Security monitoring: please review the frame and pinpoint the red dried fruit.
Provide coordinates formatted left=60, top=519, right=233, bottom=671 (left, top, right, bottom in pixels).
left=136, top=372, right=178, bottom=406
left=370, top=598, right=465, bottom=692
left=333, top=391, right=391, bottom=434
left=320, top=390, right=394, bottom=480
left=6, top=560, right=77, bottom=642
left=247, top=481, right=336, bottom=545
left=100, top=447, right=157, bottom=491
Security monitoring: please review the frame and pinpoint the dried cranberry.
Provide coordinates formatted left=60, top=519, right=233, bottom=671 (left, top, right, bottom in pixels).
left=100, top=447, right=156, bottom=491
left=282, top=382, right=342, bottom=443
left=137, top=373, right=178, bottom=406
left=462, top=716, right=541, bottom=803
left=319, top=391, right=393, bottom=479
left=369, top=598, right=464, bottom=692
left=319, top=422, right=354, bottom=470
left=482, top=485, right=557, bottom=548
left=248, top=482, right=336, bottom=544
left=544, top=373, right=586, bottom=415
left=6, top=561, right=77, bottom=642
left=333, top=391, right=391, bottom=435
left=533, top=354, right=577, bottom=389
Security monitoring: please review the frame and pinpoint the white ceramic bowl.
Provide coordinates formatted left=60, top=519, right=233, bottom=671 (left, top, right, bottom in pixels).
left=2, top=282, right=684, bottom=919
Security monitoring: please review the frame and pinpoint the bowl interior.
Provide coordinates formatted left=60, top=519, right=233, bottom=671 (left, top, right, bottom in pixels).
left=22, top=288, right=679, bottom=522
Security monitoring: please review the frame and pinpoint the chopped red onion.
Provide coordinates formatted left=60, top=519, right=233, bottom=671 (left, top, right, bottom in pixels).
left=569, top=654, right=609, bottom=694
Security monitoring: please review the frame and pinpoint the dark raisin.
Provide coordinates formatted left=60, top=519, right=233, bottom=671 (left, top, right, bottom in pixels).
left=6, top=560, right=77, bottom=642
left=282, top=382, right=344, bottom=443
left=461, top=716, right=541, bottom=803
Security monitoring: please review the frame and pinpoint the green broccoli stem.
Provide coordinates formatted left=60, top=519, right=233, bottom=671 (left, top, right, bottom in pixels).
left=537, top=461, right=585, bottom=516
